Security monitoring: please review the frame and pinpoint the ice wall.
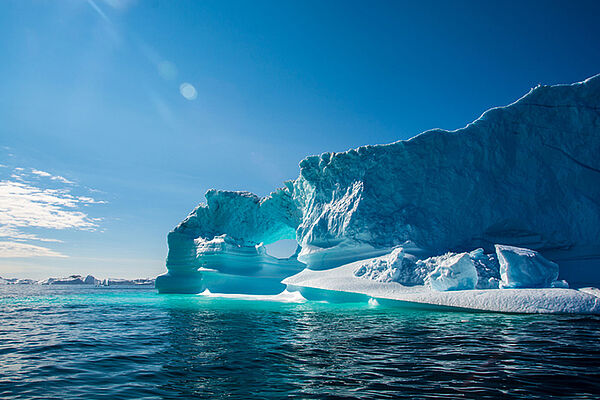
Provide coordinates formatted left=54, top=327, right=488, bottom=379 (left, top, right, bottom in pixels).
left=293, top=75, right=600, bottom=269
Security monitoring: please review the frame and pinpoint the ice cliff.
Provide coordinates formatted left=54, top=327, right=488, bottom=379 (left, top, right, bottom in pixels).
left=157, top=75, right=600, bottom=312
left=292, top=75, right=600, bottom=269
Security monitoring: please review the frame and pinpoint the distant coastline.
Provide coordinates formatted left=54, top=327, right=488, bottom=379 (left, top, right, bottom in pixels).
left=0, top=275, right=155, bottom=286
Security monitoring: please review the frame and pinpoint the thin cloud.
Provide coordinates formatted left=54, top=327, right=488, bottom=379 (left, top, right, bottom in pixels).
left=30, top=168, right=75, bottom=184
left=31, top=169, right=52, bottom=177
left=0, top=180, right=99, bottom=230
left=51, top=175, right=74, bottom=184
left=0, top=227, right=62, bottom=243
left=77, top=196, right=107, bottom=204
left=0, top=167, right=106, bottom=259
left=0, top=241, right=67, bottom=258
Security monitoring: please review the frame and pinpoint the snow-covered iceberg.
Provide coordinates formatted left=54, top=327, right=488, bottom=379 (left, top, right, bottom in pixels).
left=282, top=244, right=600, bottom=313
left=282, top=260, right=600, bottom=314
left=157, top=75, right=600, bottom=313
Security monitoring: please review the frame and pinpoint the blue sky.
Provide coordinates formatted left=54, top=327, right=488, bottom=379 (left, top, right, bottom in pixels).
left=1, top=0, right=599, bottom=279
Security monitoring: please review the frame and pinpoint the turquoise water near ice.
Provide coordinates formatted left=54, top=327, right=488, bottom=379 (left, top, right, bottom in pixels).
left=1, top=286, right=599, bottom=399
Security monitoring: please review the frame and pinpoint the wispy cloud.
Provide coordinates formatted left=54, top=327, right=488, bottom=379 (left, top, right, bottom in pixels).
left=0, top=180, right=99, bottom=230
left=31, top=168, right=74, bottom=184
left=31, top=169, right=52, bottom=178
left=0, top=227, right=62, bottom=243
left=52, top=175, right=74, bottom=184
left=0, top=241, right=67, bottom=258
left=0, top=167, right=105, bottom=258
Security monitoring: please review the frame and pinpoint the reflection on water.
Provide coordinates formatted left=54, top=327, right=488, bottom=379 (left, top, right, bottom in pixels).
left=0, top=285, right=599, bottom=399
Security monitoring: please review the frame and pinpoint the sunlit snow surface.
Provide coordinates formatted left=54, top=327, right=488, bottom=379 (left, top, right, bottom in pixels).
left=283, top=262, right=600, bottom=314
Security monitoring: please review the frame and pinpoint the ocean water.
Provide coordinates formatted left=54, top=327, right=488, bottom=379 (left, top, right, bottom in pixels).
left=1, top=286, right=599, bottom=399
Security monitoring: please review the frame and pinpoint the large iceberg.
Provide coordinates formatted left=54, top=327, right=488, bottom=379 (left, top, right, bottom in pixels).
left=156, top=75, right=600, bottom=313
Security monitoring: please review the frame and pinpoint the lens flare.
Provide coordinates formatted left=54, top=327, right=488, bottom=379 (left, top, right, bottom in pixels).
left=179, top=83, right=197, bottom=100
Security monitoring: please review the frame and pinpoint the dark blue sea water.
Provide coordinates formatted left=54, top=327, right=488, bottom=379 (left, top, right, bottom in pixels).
left=1, top=286, right=599, bottom=399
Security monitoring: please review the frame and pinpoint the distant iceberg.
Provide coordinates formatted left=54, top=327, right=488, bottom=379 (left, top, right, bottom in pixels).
left=38, top=275, right=94, bottom=285
left=0, top=275, right=155, bottom=286
left=100, top=278, right=155, bottom=286
left=0, top=277, right=37, bottom=285
left=156, top=75, right=600, bottom=313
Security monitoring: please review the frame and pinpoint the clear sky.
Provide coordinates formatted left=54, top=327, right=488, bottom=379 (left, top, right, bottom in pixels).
left=1, top=0, right=599, bottom=279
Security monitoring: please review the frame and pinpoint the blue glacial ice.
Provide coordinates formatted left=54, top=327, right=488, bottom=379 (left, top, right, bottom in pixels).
left=156, top=188, right=304, bottom=294
left=496, top=244, right=562, bottom=289
left=291, top=75, right=600, bottom=269
left=156, top=75, right=600, bottom=313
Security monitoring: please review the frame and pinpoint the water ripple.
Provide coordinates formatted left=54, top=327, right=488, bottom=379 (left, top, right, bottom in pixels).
left=0, top=286, right=599, bottom=399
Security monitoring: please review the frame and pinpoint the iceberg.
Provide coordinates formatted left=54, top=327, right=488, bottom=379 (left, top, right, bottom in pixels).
left=84, top=275, right=99, bottom=285
left=291, top=75, right=600, bottom=270
left=352, top=247, right=500, bottom=292
left=101, top=278, right=155, bottom=286
left=39, top=275, right=91, bottom=285
left=157, top=75, right=600, bottom=313
left=0, top=277, right=37, bottom=285
left=0, top=275, right=154, bottom=286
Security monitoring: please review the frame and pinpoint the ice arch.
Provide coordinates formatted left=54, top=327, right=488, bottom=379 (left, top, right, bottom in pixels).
left=155, top=184, right=304, bottom=293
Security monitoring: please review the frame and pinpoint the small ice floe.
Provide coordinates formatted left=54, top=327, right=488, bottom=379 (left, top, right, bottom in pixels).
left=198, top=289, right=307, bottom=303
